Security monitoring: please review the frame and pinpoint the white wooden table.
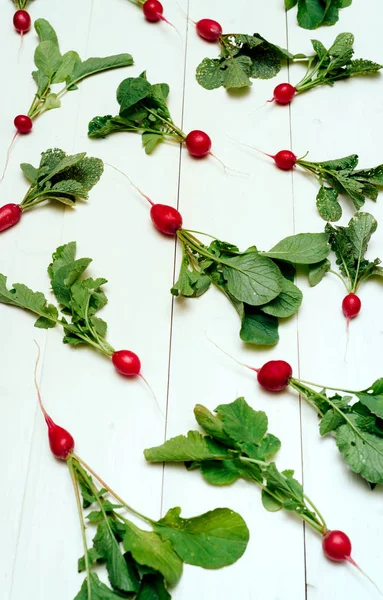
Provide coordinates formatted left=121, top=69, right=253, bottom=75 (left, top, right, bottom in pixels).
left=1, top=1, right=383, bottom=598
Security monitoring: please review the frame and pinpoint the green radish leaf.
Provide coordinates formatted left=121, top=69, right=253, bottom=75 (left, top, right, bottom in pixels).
left=297, top=0, right=327, bottom=29
left=75, top=573, right=125, bottom=599
left=68, top=54, right=134, bottom=87
left=222, top=56, right=253, bottom=88
left=20, top=162, right=38, bottom=184
left=336, top=417, right=383, bottom=484
left=136, top=574, right=171, bottom=600
left=308, top=259, right=331, bottom=286
left=240, top=307, right=279, bottom=346
left=142, top=132, right=164, bottom=154
left=319, top=409, right=346, bottom=435
left=196, top=58, right=224, bottom=90
left=144, top=431, right=233, bottom=463
left=0, top=275, right=58, bottom=327
left=285, top=0, right=298, bottom=9
left=345, top=59, right=383, bottom=76
left=328, top=32, right=354, bottom=57
left=93, top=520, right=140, bottom=593
left=262, top=232, right=331, bottom=264
left=153, top=507, right=249, bottom=568
left=34, top=18, right=59, bottom=46
left=316, top=186, right=342, bottom=222
left=117, top=76, right=153, bottom=112
left=52, top=50, right=80, bottom=83
left=356, top=379, right=383, bottom=418
left=200, top=458, right=263, bottom=486
left=347, top=212, right=377, bottom=261
left=77, top=547, right=104, bottom=572
left=171, top=256, right=211, bottom=298
left=34, top=40, right=62, bottom=78
left=352, top=164, right=383, bottom=186
left=222, top=253, right=283, bottom=306
left=193, top=404, right=233, bottom=446
left=260, top=279, right=302, bottom=318
left=44, top=93, right=61, bottom=110
left=215, top=397, right=268, bottom=447
left=123, top=520, right=183, bottom=587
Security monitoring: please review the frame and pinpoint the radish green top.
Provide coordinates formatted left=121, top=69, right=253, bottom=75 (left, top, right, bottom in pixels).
left=285, top=0, right=352, bottom=30
left=27, top=19, right=133, bottom=120
left=13, top=0, right=33, bottom=9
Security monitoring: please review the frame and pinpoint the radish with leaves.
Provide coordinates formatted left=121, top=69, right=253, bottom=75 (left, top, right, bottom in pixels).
left=0, top=242, right=147, bottom=381
left=13, top=0, right=32, bottom=35
left=112, top=171, right=330, bottom=346
left=0, top=148, right=103, bottom=234
left=196, top=32, right=307, bottom=91
left=309, top=212, right=382, bottom=321
left=285, top=0, right=352, bottom=30
left=145, top=397, right=380, bottom=592
left=269, top=33, right=382, bottom=104
left=32, top=359, right=249, bottom=598
left=212, top=347, right=383, bottom=489
left=88, top=72, right=214, bottom=159
left=247, top=145, right=383, bottom=222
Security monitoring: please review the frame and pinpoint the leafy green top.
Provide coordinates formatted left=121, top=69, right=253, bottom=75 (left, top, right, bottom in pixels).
left=172, top=229, right=330, bottom=346
left=145, top=397, right=327, bottom=535
left=308, top=212, right=382, bottom=293
left=285, top=0, right=352, bottom=30
left=69, top=455, right=249, bottom=599
left=28, top=19, right=133, bottom=120
left=196, top=32, right=307, bottom=91
left=13, top=0, right=32, bottom=9
left=19, top=148, right=103, bottom=212
left=88, top=72, right=184, bottom=154
left=297, top=153, right=383, bottom=221
left=294, top=32, right=382, bottom=96
left=0, top=242, right=115, bottom=357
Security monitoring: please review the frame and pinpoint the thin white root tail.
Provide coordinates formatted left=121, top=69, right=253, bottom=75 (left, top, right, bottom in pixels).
left=139, top=374, right=165, bottom=420
left=347, top=556, right=383, bottom=597
left=105, top=163, right=154, bottom=206
left=0, top=132, right=19, bottom=184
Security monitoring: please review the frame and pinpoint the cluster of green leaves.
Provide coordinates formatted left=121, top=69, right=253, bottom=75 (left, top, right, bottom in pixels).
left=294, top=33, right=382, bottom=96
left=309, top=212, right=383, bottom=293
left=196, top=33, right=307, bottom=90
left=88, top=72, right=184, bottom=154
left=285, top=0, right=352, bottom=30
left=290, top=378, right=383, bottom=486
left=172, top=229, right=330, bottom=346
left=0, top=242, right=115, bottom=357
left=69, top=456, right=249, bottom=599
left=28, top=19, right=133, bottom=120
left=145, top=398, right=327, bottom=534
left=19, top=148, right=103, bottom=212
left=297, top=153, right=383, bottom=221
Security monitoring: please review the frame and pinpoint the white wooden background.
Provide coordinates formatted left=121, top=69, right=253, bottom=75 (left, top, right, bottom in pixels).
left=1, top=1, right=383, bottom=598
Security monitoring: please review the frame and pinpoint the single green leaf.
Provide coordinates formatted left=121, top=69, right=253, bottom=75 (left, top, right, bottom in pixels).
left=144, top=431, right=233, bottom=463
left=34, top=18, right=59, bottom=46
left=32, top=69, right=50, bottom=98
left=52, top=50, right=80, bottom=84
left=200, top=458, right=263, bottom=486
left=34, top=40, right=62, bottom=78
left=347, top=212, right=377, bottom=262
left=20, top=162, right=38, bottom=184
left=311, top=39, right=328, bottom=59
left=123, top=520, right=183, bottom=587
left=74, top=573, right=125, bottom=600
left=316, top=186, right=342, bottom=222
left=261, top=279, right=302, bottom=318
left=154, top=507, right=249, bottom=568
left=68, top=54, right=134, bottom=87
left=0, top=275, right=58, bottom=326
left=356, top=379, right=383, bottom=418
left=262, top=232, right=330, bottom=264
left=78, top=547, right=103, bottom=572
left=345, top=59, right=383, bottom=76
left=297, top=0, right=327, bottom=29
left=196, top=58, right=224, bottom=90
left=222, top=56, right=252, bottom=88
left=193, top=404, right=233, bottom=446
left=136, top=574, right=171, bottom=600
left=142, top=132, right=164, bottom=154
left=308, top=259, right=331, bottom=286
left=240, top=307, right=279, bottom=346
left=222, top=253, right=283, bottom=306
left=117, top=76, right=152, bottom=112
left=44, top=93, right=61, bottom=110
left=336, top=416, right=383, bottom=483
left=93, top=520, right=140, bottom=593
left=249, top=45, right=282, bottom=79
left=261, top=489, right=283, bottom=512
left=319, top=409, right=345, bottom=435
left=352, top=165, right=383, bottom=186
left=328, top=32, right=354, bottom=57
left=215, top=397, right=268, bottom=446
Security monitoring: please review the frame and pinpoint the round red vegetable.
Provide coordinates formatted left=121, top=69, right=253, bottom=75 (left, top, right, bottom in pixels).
left=342, top=293, right=361, bottom=320
left=112, top=350, right=141, bottom=377
left=142, top=0, right=163, bottom=22
left=196, top=18, right=222, bottom=42
left=322, top=530, right=352, bottom=562
left=257, top=360, right=293, bottom=392
left=45, top=415, right=75, bottom=460
left=14, top=114, right=33, bottom=134
left=150, top=204, right=183, bottom=235
left=0, top=204, right=22, bottom=233
left=272, top=150, right=297, bottom=170
left=273, top=83, right=296, bottom=105
left=13, top=9, right=31, bottom=34
left=185, top=130, right=212, bottom=158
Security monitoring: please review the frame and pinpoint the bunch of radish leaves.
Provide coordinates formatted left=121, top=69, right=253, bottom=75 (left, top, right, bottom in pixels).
left=145, top=397, right=327, bottom=535
left=196, top=33, right=307, bottom=90
left=309, top=212, right=383, bottom=294
left=173, top=230, right=330, bottom=345
left=285, top=0, right=352, bottom=30
left=88, top=72, right=184, bottom=154
left=68, top=456, right=249, bottom=599
left=19, top=148, right=103, bottom=212
left=28, top=19, right=133, bottom=120
left=293, top=33, right=382, bottom=97
left=0, top=242, right=116, bottom=357
left=297, top=153, right=383, bottom=222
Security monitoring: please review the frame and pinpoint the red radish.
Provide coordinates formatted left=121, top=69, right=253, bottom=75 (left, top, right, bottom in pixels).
left=196, top=18, right=222, bottom=42
left=0, top=204, right=22, bottom=233
left=322, top=530, right=352, bottom=562
left=257, top=360, right=293, bottom=392
left=342, top=293, right=361, bottom=320
left=112, top=350, right=142, bottom=377
left=142, top=0, right=163, bottom=21
left=271, top=150, right=297, bottom=170
left=150, top=204, right=183, bottom=235
left=271, top=83, right=296, bottom=105
left=13, top=9, right=31, bottom=34
left=14, top=114, right=33, bottom=134
left=34, top=343, right=75, bottom=460
left=185, top=130, right=212, bottom=158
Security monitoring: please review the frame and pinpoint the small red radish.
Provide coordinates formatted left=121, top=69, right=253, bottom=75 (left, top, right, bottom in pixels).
left=14, top=114, right=33, bottom=134
left=150, top=204, right=183, bottom=235
left=142, top=0, right=164, bottom=22
left=196, top=18, right=222, bottom=42
left=0, top=204, right=22, bottom=233
left=112, top=350, right=142, bottom=377
left=257, top=360, right=293, bottom=392
left=270, top=150, right=297, bottom=170
left=185, top=130, right=212, bottom=158
left=342, top=293, right=361, bottom=320
left=13, top=9, right=31, bottom=34
left=322, top=530, right=352, bottom=562
left=271, top=83, right=296, bottom=105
